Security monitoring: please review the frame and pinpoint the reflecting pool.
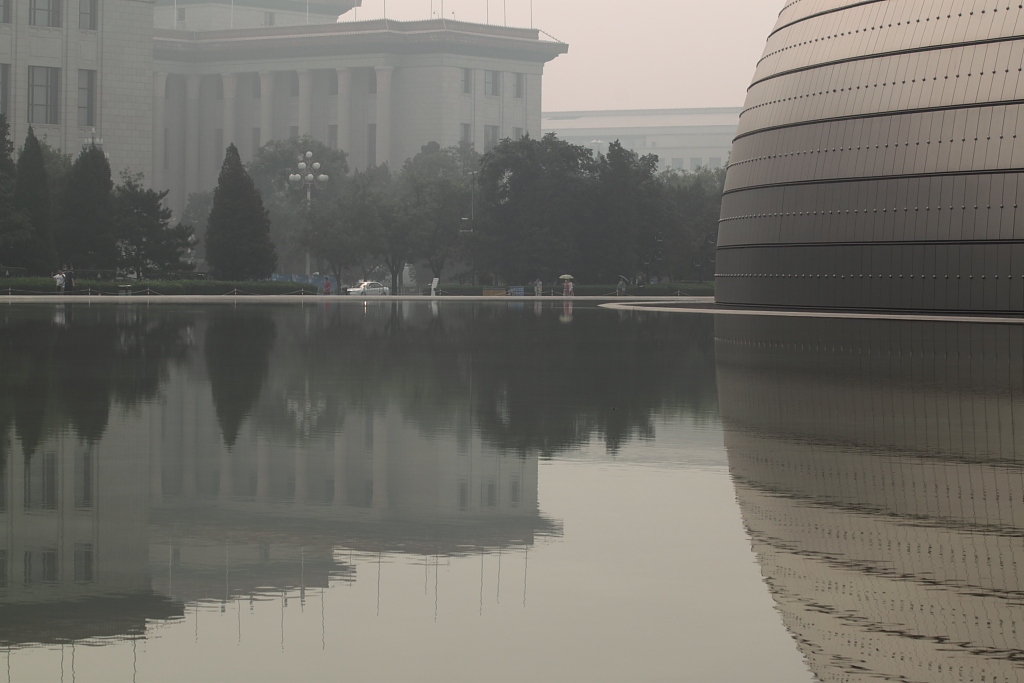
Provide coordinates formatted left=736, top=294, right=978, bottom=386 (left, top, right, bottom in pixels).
left=0, top=301, right=1021, bottom=682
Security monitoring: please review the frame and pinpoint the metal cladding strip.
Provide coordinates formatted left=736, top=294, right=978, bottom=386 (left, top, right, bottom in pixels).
left=747, top=32, right=1024, bottom=92
left=766, top=0, right=890, bottom=44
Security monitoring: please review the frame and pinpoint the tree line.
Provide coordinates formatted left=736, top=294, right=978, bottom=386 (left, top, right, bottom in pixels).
left=0, top=118, right=194, bottom=278
left=192, top=134, right=726, bottom=289
left=0, top=114, right=726, bottom=287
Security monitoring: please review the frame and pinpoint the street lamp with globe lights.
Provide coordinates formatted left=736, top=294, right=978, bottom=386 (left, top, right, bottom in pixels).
left=288, top=150, right=329, bottom=276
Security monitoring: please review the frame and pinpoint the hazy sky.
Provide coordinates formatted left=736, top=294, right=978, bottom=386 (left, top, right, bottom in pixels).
left=346, top=0, right=782, bottom=112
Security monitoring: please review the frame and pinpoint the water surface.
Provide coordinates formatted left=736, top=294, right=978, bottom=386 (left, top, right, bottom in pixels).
left=0, top=301, right=1020, bottom=682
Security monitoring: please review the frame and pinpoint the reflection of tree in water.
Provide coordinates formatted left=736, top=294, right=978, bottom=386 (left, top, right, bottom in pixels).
left=204, top=309, right=276, bottom=447
left=0, top=305, right=192, bottom=456
left=260, top=303, right=716, bottom=456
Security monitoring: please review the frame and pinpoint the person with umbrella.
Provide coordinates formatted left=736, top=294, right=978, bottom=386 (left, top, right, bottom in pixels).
left=560, top=274, right=574, bottom=297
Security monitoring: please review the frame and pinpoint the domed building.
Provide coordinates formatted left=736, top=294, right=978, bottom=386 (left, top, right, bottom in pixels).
left=717, top=0, right=1024, bottom=311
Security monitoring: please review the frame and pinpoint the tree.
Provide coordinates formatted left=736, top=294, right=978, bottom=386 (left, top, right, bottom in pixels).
left=248, top=135, right=348, bottom=273
left=114, top=171, right=195, bottom=279
left=301, top=181, right=370, bottom=286
left=206, top=144, right=277, bottom=280
left=180, top=190, right=213, bottom=264
left=398, top=141, right=478, bottom=280
left=475, top=133, right=596, bottom=284
left=57, top=143, right=116, bottom=270
left=13, top=128, right=57, bottom=274
left=0, top=116, right=34, bottom=271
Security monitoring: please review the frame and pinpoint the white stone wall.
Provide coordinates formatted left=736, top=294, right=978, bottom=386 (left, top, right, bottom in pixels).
left=0, top=0, right=153, bottom=184
left=154, top=4, right=335, bottom=30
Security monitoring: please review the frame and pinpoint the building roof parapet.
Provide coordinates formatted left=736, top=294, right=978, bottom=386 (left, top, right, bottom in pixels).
left=154, top=17, right=568, bottom=64
left=543, top=107, right=743, bottom=120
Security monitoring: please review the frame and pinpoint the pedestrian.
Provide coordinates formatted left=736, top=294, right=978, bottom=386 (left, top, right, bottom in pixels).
left=52, top=270, right=65, bottom=293
left=64, top=265, right=75, bottom=293
left=533, top=278, right=542, bottom=296
left=617, top=279, right=627, bottom=296
left=324, top=277, right=331, bottom=295
left=568, top=280, right=574, bottom=296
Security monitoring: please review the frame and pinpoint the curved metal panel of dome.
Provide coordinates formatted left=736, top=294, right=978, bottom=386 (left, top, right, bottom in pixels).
left=717, top=0, right=1024, bottom=311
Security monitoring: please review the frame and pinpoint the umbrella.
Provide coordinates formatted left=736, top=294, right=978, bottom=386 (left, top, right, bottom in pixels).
left=559, top=274, right=574, bottom=280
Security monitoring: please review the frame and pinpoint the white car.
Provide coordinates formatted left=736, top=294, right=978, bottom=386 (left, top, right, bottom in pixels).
left=348, top=281, right=390, bottom=296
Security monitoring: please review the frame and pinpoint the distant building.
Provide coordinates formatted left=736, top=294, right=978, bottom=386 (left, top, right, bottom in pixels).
left=0, top=0, right=155, bottom=183
left=0, top=0, right=567, bottom=219
left=153, top=7, right=567, bottom=213
left=542, top=107, right=740, bottom=171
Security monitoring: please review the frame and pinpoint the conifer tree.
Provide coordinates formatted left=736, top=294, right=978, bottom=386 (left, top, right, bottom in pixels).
left=58, top=143, right=115, bottom=269
left=0, top=116, right=33, bottom=272
left=206, top=144, right=276, bottom=280
left=12, top=127, right=56, bottom=274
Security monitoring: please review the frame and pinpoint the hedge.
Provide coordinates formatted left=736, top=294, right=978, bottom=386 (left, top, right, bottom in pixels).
left=427, top=282, right=715, bottom=296
left=0, top=277, right=319, bottom=296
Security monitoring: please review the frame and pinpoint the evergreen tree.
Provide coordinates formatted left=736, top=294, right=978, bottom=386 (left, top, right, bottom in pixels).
left=114, top=172, right=195, bottom=278
left=57, top=143, right=115, bottom=270
left=13, top=127, right=56, bottom=274
left=206, top=144, right=276, bottom=280
left=0, top=115, right=33, bottom=272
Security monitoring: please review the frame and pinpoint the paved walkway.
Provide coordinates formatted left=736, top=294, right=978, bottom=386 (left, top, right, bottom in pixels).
left=601, top=299, right=1024, bottom=325
left=4, top=293, right=1020, bottom=324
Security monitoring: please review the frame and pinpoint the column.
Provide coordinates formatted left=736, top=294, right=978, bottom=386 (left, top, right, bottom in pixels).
left=152, top=72, right=167, bottom=190
left=222, top=72, right=237, bottom=150
left=335, top=68, right=351, bottom=152
left=294, top=443, right=308, bottom=506
left=258, top=71, right=275, bottom=148
left=332, top=434, right=347, bottom=508
left=370, top=414, right=388, bottom=510
left=297, top=69, right=312, bottom=138
left=374, top=66, right=393, bottom=167
left=184, top=74, right=201, bottom=201
left=255, top=437, right=270, bottom=504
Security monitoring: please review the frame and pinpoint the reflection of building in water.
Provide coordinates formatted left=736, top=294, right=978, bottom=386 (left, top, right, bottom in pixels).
left=0, top=429, right=182, bottom=645
left=717, top=316, right=1024, bottom=683
left=151, top=344, right=554, bottom=602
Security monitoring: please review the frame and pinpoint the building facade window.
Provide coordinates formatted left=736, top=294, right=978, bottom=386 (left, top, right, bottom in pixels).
left=263, top=10, right=274, bottom=26
left=79, top=0, right=96, bottom=29
left=370, top=122, right=382, bottom=165
left=30, top=0, right=61, bottom=26
left=251, top=127, right=260, bottom=151
left=514, top=73, right=524, bottom=99
left=484, top=124, right=499, bottom=151
left=252, top=76, right=261, bottom=98
left=484, top=70, right=500, bottom=96
left=288, top=125, right=298, bottom=139
left=74, top=544, right=94, bottom=582
left=77, top=69, right=95, bottom=127
left=328, top=124, right=338, bottom=149
left=176, top=7, right=184, bottom=25
left=214, top=128, right=223, bottom=155
left=163, top=128, right=169, bottom=169
left=513, top=127, right=523, bottom=141
left=328, top=73, right=338, bottom=96
left=0, top=64, right=9, bottom=118
left=74, top=449, right=92, bottom=508
left=462, top=68, right=472, bottom=94
left=709, top=157, right=722, bottom=168
left=289, top=72, right=298, bottom=97
left=690, top=157, right=702, bottom=170
left=41, top=549, right=57, bottom=583
left=460, top=123, right=471, bottom=144
left=0, top=0, right=11, bottom=23
left=368, top=69, right=377, bottom=94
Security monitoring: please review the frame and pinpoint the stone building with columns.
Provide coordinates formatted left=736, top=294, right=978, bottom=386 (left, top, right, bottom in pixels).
left=152, top=13, right=568, bottom=214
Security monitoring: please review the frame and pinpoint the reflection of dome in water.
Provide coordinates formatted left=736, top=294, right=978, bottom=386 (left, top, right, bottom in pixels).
left=717, top=0, right=1024, bottom=312
left=717, top=315, right=1024, bottom=682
